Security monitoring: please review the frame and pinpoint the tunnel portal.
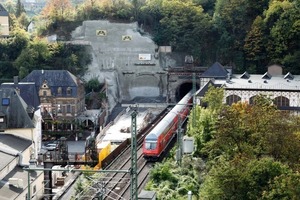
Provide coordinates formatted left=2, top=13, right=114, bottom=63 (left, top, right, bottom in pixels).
left=175, top=82, right=199, bottom=102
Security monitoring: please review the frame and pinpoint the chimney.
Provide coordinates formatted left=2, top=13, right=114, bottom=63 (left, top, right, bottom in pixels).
left=13, top=76, right=18, bottom=85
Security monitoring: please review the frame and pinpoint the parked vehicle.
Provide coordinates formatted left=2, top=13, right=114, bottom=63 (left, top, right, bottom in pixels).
left=142, top=91, right=193, bottom=160
left=45, top=143, right=58, bottom=151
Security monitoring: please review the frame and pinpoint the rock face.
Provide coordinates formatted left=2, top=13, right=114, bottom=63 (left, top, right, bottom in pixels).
left=71, top=20, right=169, bottom=111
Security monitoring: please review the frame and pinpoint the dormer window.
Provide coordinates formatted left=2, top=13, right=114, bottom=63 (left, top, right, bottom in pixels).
left=67, top=87, right=72, bottom=95
left=2, top=98, right=10, bottom=106
left=262, top=72, right=272, bottom=79
left=58, top=87, right=62, bottom=95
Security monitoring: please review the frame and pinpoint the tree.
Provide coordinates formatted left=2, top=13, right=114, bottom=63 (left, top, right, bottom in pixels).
left=41, top=0, right=74, bottom=22
left=264, top=0, right=300, bottom=67
left=262, top=172, right=300, bottom=199
left=244, top=16, right=267, bottom=73
left=200, top=157, right=290, bottom=199
left=85, top=78, right=101, bottom=93
left=15, top=0, right=26, bottom=18
left=5, top=28, right=30, bottom=60
left=201, top=84, right=224, bottom=112
left=206, top=95, right=300, bottom=166
left=4, top=0, right=15, bottom=14
left=17, top=12, right=30, bottom=30
left=14, top=38, right=51, bottom=78
left=187, top=105, right=217, bottom=157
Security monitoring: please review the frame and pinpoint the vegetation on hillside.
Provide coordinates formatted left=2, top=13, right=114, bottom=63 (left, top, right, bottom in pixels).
left=1, top=2, right=300, bottom=197
left=145, top=86, right=300, bottom=199
left=1, top=0, right=299, bottom=80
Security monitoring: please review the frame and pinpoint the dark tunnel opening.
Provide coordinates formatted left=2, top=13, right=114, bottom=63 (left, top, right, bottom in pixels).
left=175, top=82, right=200, bottom=102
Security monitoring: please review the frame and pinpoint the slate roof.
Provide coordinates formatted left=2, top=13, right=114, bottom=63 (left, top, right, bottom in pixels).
left=214, top=73, right=300, bottom=91
left=0, top=4, right=8, bottom=16
left=201, top=62, right=229, bottom=79
left=1, top=82, right=40, bottom=110
left=0, top=134, right=31, bottom=171
left=0, top=134, right=41, bottom=200
left=21, top=70, right=81, bottom=97
left=0, top=88, right=35, bottom=128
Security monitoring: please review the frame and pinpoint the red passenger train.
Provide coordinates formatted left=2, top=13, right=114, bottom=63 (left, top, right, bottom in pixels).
left=142, top=91, right=193, bottom=160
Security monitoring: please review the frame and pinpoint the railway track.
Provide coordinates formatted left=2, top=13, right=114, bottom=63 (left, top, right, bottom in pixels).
left=73, top=107, right=170, bottom=200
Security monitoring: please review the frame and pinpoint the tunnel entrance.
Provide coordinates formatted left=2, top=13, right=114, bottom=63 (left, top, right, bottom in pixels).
left=175, top=82, right=199, bottom=102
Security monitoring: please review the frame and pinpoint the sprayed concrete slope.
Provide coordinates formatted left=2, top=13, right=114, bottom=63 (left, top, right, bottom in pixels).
left=71, top=20, right=169, bottom=111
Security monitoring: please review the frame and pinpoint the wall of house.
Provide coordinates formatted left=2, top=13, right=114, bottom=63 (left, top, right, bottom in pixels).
left=0, top=16, right=9, bottom=36
left=0, top=147, right=32, bottom=180
left=15, top=172, right=44, bottom=200
left=224, top=89, right=300, bottom=107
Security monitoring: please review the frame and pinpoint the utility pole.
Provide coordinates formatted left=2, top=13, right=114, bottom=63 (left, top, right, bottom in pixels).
left=128, top=105, right=138, bottom=200
left=192, top=72, right=196, bottom=126
left=176, top=116, right=182, bottom=166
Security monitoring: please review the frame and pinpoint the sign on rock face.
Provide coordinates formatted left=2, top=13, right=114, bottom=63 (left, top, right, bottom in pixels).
left=96, top=30, right=107, bottom=36
left=122, top=35, right=132, bottom=41
left=139, top=54, right=151, bottom=61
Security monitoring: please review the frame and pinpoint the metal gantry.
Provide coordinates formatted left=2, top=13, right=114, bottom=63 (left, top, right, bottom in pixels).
left=130, top=106, right=138, bottom=200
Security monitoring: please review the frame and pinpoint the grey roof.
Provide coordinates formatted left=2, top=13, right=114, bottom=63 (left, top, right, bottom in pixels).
left=0, top=135, right=36, bottom=199
left=215, top=73, right=300, bottom=91
left=22, top=70, right=79, bottom=87
left=21, top=70, right=81, bottom=97
left=201, top=62, right=229, bottom=78
left=0, top=134, right=31, bottom=170
left=0, top=88, right=35, bottom=128
left=1, top=82, right=40, bottom=110
left=0, top=4, right=8, bottom=16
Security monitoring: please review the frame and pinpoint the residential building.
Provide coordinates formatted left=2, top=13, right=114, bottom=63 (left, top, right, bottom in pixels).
left=0, top=87, right=44, bottom=199
left=0, top=3, right=9, bottom=37
left=198, top=62, right=300, bottom=112
left=21, top=70, right=86, bottom=133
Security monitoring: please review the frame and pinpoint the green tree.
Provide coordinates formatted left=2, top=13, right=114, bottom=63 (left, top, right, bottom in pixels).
left=264, top=0, right=300, bottom=68
left=187, top=105, right=217, bottom=157
left=146, top=156, right=202, bottom=199
left=15, top=0, right=26, bottom=18
left=14, top=38, right=51, bottom=78
left=85, top=78, right=101, bottom=93
left=200, top=157, right=290, bottom=199
left=4, top=0, right=15, bottom=14
left=17, top=12, right=30, bottom=30
left=206, top=95, right=300, bottom=166
left=244, top=16, right=267, bottom=73
left=201, top=84, right=224, bottom=112
left=5, top=28, right=30, bottom=60
left=262, top=172, right=300, bottom=199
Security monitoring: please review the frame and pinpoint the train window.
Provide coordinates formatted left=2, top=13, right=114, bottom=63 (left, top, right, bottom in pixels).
left=145, top=142, right=157, bottom=150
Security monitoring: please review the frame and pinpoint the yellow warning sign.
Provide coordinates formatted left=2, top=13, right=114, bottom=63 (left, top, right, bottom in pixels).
left=122, top=35, right=132, bottom=41
left=96, top=30, right=107, bottom=36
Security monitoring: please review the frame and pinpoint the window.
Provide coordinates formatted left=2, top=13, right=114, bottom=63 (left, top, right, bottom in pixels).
left=226, top=95, right=241, bottom=105
left=67, top=87, right=72, bottom=95
left=2, top=98, right=10, bottom=106
left=145, top=141, right=157, bottom=150
left=57, top=87, right=62, bottom=95
left=43, top=91, right=47, bottom=96
left=249, top=95, right=258, bottom=105
left=274, top=96, right=289, bottom=107
left=57, top=105, right=61, bottom=113
left=33, top=185, right=36, bottom=194
left=67, top=105, right=71, bottom=113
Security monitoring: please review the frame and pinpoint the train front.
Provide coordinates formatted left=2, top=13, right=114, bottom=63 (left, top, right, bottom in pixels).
left=143, top=133, right=160, bottom=161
